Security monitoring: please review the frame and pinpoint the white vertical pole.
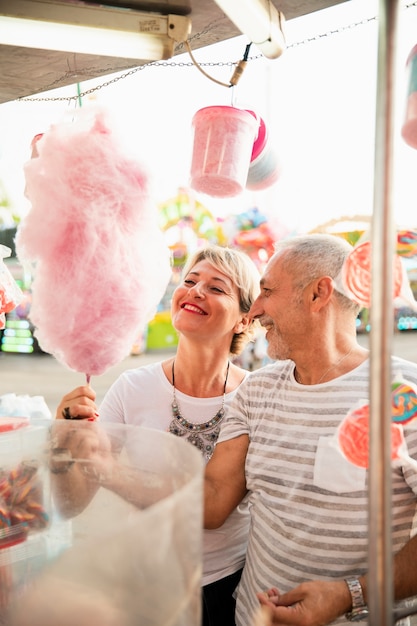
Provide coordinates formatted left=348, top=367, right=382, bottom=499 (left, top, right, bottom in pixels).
left=368, top=1, right=399, bottom=624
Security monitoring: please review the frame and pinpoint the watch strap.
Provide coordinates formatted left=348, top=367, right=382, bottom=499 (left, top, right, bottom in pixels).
left=345, top=576, right=368, bottom=621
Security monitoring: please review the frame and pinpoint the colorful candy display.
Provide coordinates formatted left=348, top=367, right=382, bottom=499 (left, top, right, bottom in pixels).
left=0, top=462, right=49, bottom=549
left=341, top=240, right=403, bottom=308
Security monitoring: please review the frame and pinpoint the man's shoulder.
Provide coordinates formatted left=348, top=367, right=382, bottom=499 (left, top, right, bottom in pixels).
left=391, top=355, right=417, bottom=378
left=245, top=360, right=293, bottom=383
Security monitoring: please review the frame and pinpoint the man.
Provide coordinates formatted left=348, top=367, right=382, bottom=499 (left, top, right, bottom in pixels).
left=204, top=234, right=417, bottom=625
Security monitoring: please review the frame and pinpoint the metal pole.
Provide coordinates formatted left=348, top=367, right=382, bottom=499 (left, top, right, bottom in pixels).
left=368, top=1, right=400, bottom=624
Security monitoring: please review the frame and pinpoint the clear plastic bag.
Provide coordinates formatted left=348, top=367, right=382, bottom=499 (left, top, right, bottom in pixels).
left=6, top=422, right=203, bottom=626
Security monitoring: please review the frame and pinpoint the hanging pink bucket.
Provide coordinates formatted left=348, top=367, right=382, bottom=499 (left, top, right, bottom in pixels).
left=190, top=106, right=259, bottom=198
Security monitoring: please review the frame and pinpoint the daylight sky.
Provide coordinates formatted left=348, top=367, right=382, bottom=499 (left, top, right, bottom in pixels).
left=1, top=0, right=417, bottom=235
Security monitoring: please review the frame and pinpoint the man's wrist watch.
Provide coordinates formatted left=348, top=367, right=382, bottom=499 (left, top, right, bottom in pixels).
left=344, top=576, right=369, bottom=622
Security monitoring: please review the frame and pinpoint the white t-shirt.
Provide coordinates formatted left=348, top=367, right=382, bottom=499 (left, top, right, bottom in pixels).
left=99, top=361, right=250, bottom=585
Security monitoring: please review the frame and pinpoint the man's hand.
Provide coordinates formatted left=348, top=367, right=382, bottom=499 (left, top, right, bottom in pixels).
left=257, top=580, right=352, bottom=625
left=50, top=420, right=115, bottom=517
left=52, top=419, right=115, bottom=480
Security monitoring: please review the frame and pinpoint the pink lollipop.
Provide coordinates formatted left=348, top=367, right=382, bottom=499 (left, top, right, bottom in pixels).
left=16, top=107, right=172, bottom=378
left=341, top=240, right=403, bottom=309
left=338, top=404, right=405, bottom=468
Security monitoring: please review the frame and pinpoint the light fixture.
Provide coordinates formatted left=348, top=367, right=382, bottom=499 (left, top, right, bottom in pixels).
left=213, top=0, right=286, bottom=60
left=0, top=0, right=191, bottom=61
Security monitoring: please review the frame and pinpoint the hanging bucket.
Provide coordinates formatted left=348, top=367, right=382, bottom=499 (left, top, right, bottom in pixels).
left=245, top=113, right=281, bottom=191
left=190, top=105, right=258, bottom=198
left=5, top=422, right=204, bottom=626
left=401, top=44, right=417, bottom=150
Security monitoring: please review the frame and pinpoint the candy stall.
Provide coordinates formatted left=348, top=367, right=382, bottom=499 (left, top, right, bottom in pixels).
left=1, top=1, right=417, bottom=624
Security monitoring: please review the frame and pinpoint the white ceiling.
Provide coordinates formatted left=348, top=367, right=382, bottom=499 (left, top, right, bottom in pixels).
left=0, top=0, right=348, bottom=104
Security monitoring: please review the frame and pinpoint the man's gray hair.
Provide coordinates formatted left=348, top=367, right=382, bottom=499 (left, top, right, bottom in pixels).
left=274, top=234, right=361, bottom=314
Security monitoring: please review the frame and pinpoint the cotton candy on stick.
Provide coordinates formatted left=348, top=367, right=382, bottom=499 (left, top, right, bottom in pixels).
left=16, top=108, right=172, bottom=377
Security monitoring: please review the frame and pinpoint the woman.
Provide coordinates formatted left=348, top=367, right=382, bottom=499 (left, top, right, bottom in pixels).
left=56, top=244, right=260, bottom=626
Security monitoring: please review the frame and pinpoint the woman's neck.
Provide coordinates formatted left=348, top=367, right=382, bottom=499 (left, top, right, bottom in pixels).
left=163, top=342, right=244, bottom=397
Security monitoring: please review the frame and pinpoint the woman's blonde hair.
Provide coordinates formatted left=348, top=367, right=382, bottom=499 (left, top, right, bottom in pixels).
left=180, top=245, right=261, bottom=355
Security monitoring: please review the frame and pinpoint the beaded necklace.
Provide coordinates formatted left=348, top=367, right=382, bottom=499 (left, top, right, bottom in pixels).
left=168, top=360, right=230, bottom=460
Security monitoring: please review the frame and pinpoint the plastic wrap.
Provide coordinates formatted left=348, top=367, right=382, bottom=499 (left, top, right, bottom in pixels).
left=3, top=423, right=203, bottom=626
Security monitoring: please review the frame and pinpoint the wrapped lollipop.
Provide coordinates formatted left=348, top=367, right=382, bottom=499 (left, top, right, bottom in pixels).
left=16, top=107, right=172, bottom=379
left=341, top=240, right=403, bottom=309
left=0, top=245, right=23, bottom=330
left=337, top=400, right=417, bottom=478
left=396, top=229, right=417, bottom=258
left=337, top=403, right=405, bottom=469
left=391, top=373, right=417, bottom=425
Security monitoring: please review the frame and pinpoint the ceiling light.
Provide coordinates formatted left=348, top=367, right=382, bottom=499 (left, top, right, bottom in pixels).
left=0, top=0, right=191, bottom=61
left=213, top=0, right=286, bottom=60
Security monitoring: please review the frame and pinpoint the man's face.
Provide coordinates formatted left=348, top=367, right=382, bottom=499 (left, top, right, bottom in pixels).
left=249, top=253, right=306, bottom=360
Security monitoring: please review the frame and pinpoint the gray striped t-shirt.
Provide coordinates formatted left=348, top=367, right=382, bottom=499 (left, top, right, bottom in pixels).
left=218, top=356, right=417, bottom=626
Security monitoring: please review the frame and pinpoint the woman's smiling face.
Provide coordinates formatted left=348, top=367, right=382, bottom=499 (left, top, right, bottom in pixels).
left=171, top=259, right=244, bottom=341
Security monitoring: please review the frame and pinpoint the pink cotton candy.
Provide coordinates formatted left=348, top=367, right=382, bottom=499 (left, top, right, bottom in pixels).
left=16, top=107, right=171, bottom=376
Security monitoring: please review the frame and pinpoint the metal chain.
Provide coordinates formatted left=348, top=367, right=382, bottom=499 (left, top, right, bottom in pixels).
left=18, top=1, right=417, bottom=103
